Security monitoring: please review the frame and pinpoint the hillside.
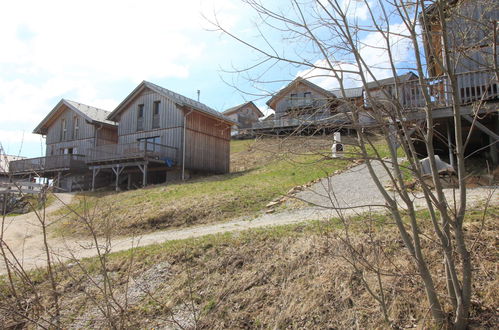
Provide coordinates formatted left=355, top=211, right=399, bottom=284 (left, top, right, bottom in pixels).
left=1, top=206, right=497, bottom=329
left=52, top=136, right=350, bottom=237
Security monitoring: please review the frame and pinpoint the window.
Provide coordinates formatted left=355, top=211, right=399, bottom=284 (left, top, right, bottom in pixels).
left=290, top=93, right=298, bottom=107
left=73, top=116, right=79, bottom=139
left=61, top=119, right=67, bottom=141
left=152, top=101, right=160, bottom=129
left=138, top=136, right=161, bottom=152
left=303, top=92, right=312, bottom=105
left=137, top=104, right=144, bottom=131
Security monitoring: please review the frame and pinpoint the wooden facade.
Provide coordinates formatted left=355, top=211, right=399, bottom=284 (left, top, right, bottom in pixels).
left=267, top=78, right=337, bottom=120
left=10, top=99, right=117, bottom=191
left=223, top=101, right=264, bottom=129
left=86, top=81, right=234, bottom=190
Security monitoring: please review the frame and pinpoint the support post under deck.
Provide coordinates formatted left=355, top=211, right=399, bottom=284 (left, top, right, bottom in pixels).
left=111, top=165, right=124, bottom=192
left=447, top=119, right=455, bottom=168
left=91, top=167, right=100, bottom=192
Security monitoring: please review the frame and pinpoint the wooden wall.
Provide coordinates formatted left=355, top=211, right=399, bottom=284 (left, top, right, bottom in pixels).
left=116, top=87, right=231, bottom=173
left=185, top=111, right=231, bottom=173
left=96, top=126, right=118, bottom=146
left=273, top=83, right=331, bottom=119
left=45, top=105, right=97, bottom=156
left=116, top=88, right=183, bottom=140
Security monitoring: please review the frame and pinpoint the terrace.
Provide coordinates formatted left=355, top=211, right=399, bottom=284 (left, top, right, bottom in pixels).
left=86, top=141, right=178, bottom=165
left=9, top=154, right=87, bottom=176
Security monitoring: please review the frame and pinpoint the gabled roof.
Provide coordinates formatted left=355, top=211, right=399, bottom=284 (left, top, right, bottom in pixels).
left=365, top=72, right=419, bottom=90
left=108, top=81, right=236, bottom=125
left=266, top=77, right=337, bottom=108
left=331, top=87, right=364, bottom=99
left=222, top=101, right=264, bottom=118
left=33, top=99, right=115, bottom=135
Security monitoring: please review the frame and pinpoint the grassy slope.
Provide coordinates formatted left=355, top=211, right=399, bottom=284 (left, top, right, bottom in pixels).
left=53, top=137, right=350, bottom=236
left=3, top=206, right=497, bottom=329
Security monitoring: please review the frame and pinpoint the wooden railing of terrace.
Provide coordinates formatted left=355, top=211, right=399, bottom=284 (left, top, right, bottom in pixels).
left=9, top=154, right=87, bottom=174
left=86, top=141, right=178, bottom=165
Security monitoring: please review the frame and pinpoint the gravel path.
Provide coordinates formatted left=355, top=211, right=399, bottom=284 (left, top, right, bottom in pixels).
left=1, top=164, right=497, bottom=275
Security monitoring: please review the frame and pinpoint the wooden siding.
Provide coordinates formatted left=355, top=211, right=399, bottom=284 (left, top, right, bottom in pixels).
left=116, top=88, right=183, bottom=137
left=44, top=104, right=98, bottom=156
left=272, top=83, right=332, bottom=119
left=185, top=111, right=231, bottom=173
left=47, top=139, right=96, bottom=157
left=45, top=105, right=95, bottom=145
left=113, top=87, right=230, bottom=173
left=96, top=126, right=118, bottom=146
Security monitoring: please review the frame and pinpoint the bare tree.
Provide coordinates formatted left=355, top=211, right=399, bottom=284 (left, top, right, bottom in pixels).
left=209, top=0, right=498, bottom=328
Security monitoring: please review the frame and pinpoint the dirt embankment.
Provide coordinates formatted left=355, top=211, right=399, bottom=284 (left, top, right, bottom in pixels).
left=1, top=206, right=497, bottom=329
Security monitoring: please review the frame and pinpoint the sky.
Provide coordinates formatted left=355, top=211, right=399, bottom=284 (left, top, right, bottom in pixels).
left=0, top=0, right=417, bottom=158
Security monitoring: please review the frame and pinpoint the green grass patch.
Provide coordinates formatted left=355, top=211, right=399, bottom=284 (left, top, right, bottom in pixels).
left=53, top=137, right=351, bottom=237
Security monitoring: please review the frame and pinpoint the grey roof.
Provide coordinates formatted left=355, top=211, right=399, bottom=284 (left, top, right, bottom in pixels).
left=33, top=99, right=115, bottom=135
left=331, top=87, right=364, bottom=99
left=222, top=101, right=264, bottom=117
left=108, top=81, right=236, bottom=125
left=365, top=72, right=418, bottom=89
left=65, top=100, right=115, bottom=126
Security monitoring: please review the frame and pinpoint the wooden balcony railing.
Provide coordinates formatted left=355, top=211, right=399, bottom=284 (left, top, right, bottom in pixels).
left=9, top=154, right=87, bottom=174
left=87, top=141, right=178, bottom=164
left=367, top=69, right=498, bottom=110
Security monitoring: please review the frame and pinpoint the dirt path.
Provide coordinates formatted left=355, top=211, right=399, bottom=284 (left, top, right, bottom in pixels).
left=1, top=193, right=75, bottom=272
left=1, top=165, right=497, bottom=275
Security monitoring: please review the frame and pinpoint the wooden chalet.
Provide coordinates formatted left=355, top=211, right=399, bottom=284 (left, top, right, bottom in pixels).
left=364, top=72, right=426, bottom=109
left=9, top=100, right=117, bottom=191
left=331, top=87, right=364, bottom=108
left=412, top=0, right=498, bottom=164
left=87, top=81, right=235, bottom=191
left=252, top=77, right=343, bottom=133
left=222, top=101, right=264, bottom=129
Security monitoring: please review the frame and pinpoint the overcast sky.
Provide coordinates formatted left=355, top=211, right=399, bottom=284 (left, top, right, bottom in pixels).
left=0, top=0, right=414, bottom=158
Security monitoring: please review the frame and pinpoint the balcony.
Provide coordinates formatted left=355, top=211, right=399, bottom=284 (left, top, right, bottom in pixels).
left=368, top=70, right=498, bottom=110
left=9, top=154, right=87, bottom=175
left=252, top=113, right=338, bottom=130
left=86, top=141, right=178, bottom=165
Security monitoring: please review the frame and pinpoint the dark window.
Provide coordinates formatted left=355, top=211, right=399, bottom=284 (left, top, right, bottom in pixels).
left=152, top=101, right=160, bottom=129
left=137, top=104, right=144, bottom=131
left=61, top=119, right=67, bottom=141
left=304, top=92, right=312, bottom=105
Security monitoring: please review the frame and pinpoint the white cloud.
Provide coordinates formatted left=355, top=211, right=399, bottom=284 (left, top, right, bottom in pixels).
left=0, top=0, right=245, bottom=157
left=295, top=22, right=412, bottom=90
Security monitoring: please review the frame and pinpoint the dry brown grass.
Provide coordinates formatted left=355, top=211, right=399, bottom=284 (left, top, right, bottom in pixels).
left=5, top=205, right=497, bottom=329
left=52, top=136, right=351, bottom=237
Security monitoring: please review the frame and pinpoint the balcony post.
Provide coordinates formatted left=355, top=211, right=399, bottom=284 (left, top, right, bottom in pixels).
left=143, top=163, right=148, bottom=187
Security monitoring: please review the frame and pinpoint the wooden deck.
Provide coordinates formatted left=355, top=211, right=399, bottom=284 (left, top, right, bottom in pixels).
left=252, top=70, right=498, bottom=131
left=86, top=141, right=178, bottom=165
left=9, top=154, right=87, bottom=175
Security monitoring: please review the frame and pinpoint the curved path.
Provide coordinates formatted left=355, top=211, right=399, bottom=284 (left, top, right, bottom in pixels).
left=1, top=163, right=497, bottom=274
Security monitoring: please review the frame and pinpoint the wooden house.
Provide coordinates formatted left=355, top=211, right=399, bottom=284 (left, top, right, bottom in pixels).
left=9, top=99, right=117, bottom=191
left=422, top=0, right=498, bottom=104
left=364, top=72, right=426, bottom=109
left=331, top=87, right=364, bottom=108
left=251, top=77, right=340, bottom=133
left=415, top=0, right=499, bottom=165
left=267, top=77, right=337, bottom=120
left=222, top=101, right=263, bottom=129
left=87, top=81, right=235, bottom=190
